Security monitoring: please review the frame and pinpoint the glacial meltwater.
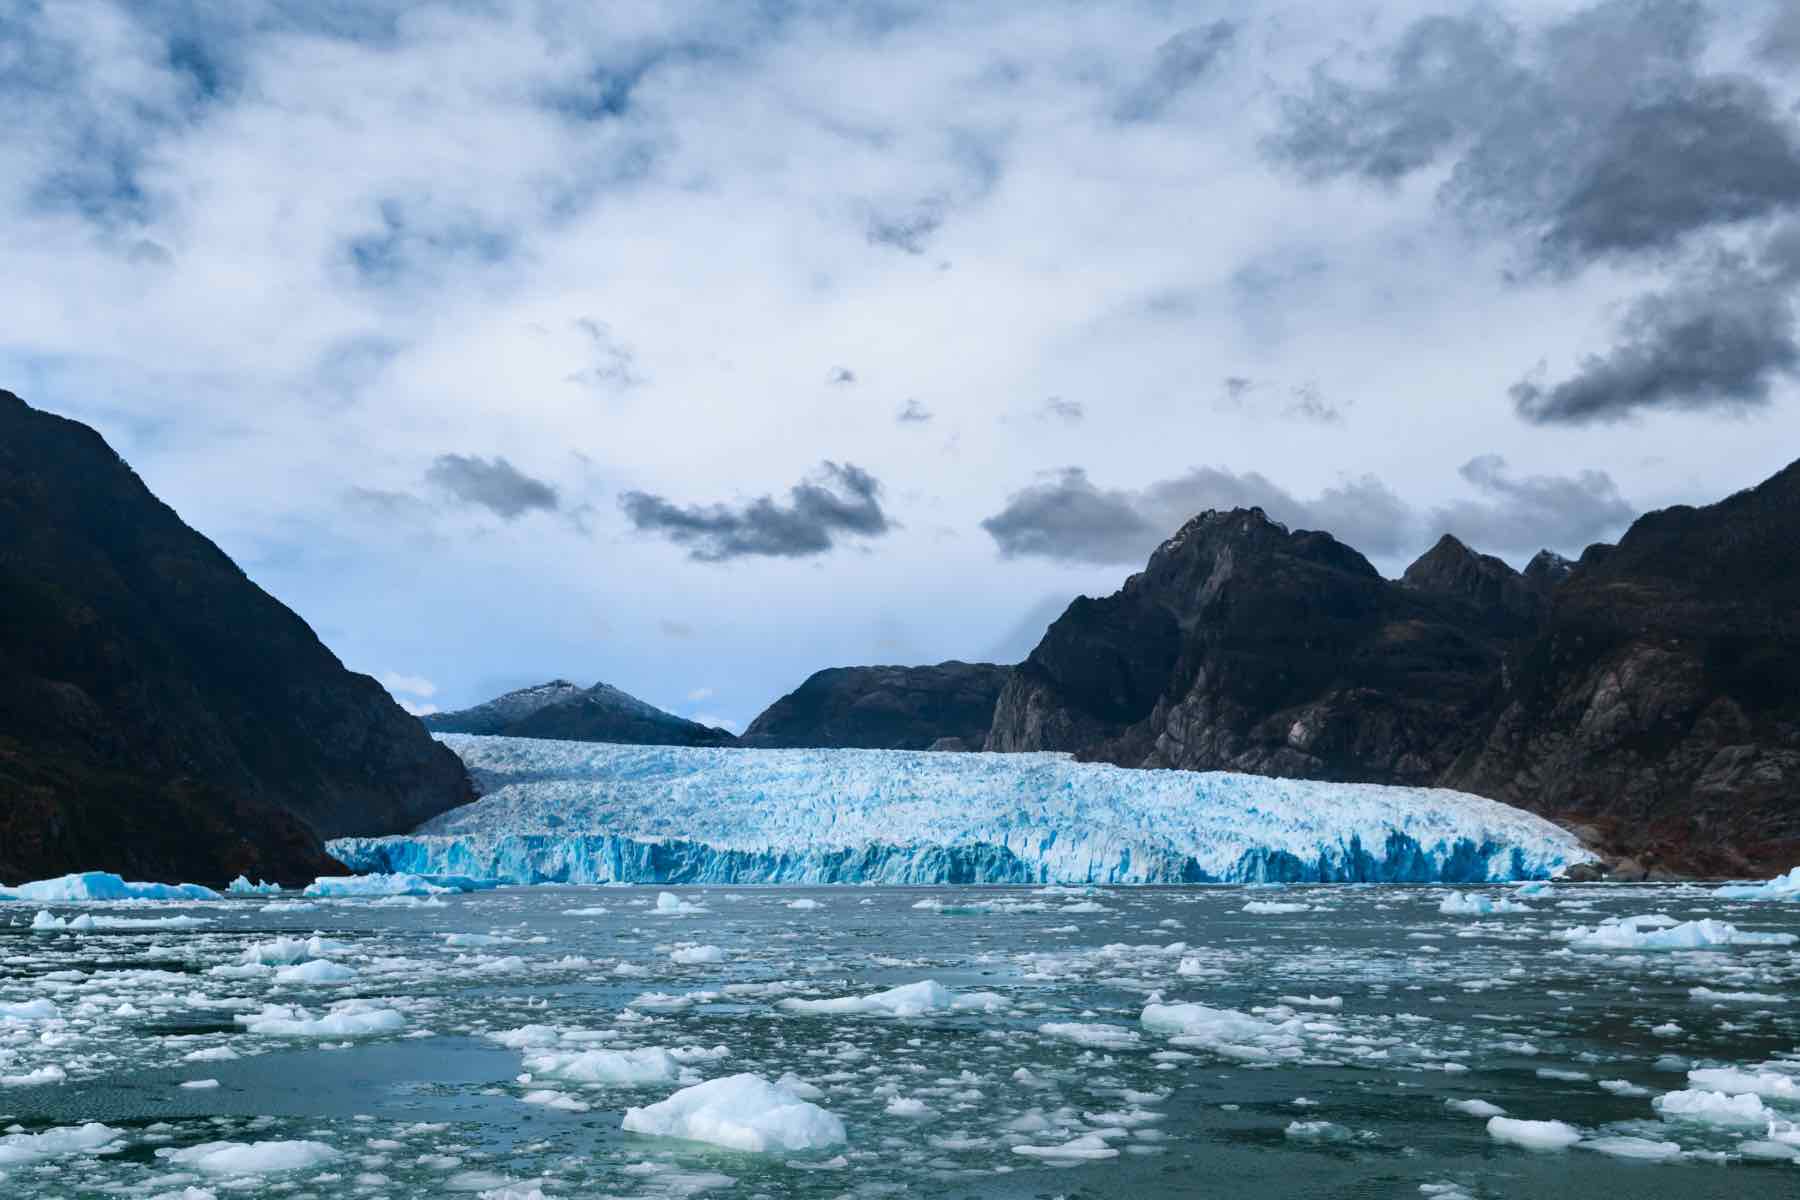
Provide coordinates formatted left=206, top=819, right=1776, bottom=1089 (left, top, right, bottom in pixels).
left=2, top=882, right=1798, bottom=1198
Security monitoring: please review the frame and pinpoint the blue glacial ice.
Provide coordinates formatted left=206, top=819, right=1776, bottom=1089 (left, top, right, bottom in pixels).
left=327, top=735, right=1594, bottom=885
left=0, top=872, right=221, bottom=902
left=1715, top=866, right=1800, bottom=900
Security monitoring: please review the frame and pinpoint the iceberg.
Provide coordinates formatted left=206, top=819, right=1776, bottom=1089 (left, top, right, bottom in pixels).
left=301, top=872, right=498, bottom=898
left=1714, top=866, right=1800, bottom=900
left=328, top=735, right=1592, bottom=886
left=0, top=872, right=220, bottom=902
left=1558, top=916, right=1797, bottom=951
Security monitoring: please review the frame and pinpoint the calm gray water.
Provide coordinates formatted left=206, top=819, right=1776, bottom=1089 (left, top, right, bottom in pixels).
left=2, top=882, right=1797, bottom=1197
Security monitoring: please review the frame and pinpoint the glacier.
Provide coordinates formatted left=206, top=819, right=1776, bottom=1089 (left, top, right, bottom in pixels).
left=326, top=735, right=1592, bottom=885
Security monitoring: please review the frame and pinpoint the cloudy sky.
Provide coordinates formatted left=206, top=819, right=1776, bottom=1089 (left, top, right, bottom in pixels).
left=7, top=0, right=1799, bottom=728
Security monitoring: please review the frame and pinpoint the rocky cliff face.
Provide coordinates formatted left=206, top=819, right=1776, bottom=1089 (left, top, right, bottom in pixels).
left=742, top=662, right=1010, bottom=750
left=426, top=680, right=737, bottom=747
left=1446, top=461, right=1800, bottom=876
left=987, top=468, right=1800, bottom=876
left=0, top=390, right=472, bottom=884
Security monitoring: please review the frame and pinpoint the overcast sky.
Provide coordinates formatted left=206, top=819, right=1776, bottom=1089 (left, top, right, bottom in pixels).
left=7, top=0, right=1799, bottom=728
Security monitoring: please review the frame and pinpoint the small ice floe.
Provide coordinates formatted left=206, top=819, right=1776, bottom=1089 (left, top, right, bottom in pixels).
left=303, top=873, right=490, bottom=898
left=0, top=872, right=219, bottom=902
left=1713, top=866, right=1800, bottom=901
left=522, top=1047, right=685, bottom=1086
left=621, top=1073, right=846, bottom=1152
left=779, top=980, right=1007, bottom=1018
left=1486, top=1117, right=1582, bottom=1150
left=226, top=876, right=282, bottom=897
left=653, top=892, right=708, bottom=916
left=1689, top=987, right=1787, bottom=1004
left=236, top=1000, right=405, bottom=1037
left=1597, top=1079, right=1652, bottom=1097
left=30, top=910, right=210, bottom=931
left=157, top=1139, right=339, bottom=1173
left=1037, top=1022, right=1141, bottom=1050
left=240, top=936, right=350, bottom=965
left=1011, top=1133, right=1120, bottom=1161
left=1277, top=994, right=1342, bottom=1009
left=670, top=944, right=726, bottom=965
left=1558, top=916, right=1797, bottom=951
left=1652, top=1089, right=1771, bottom=1125
left=1445, top=1099, right=1505, bottom=1118
left=1438, top=892, right=1531, bottom=916
left=273, top=960, right=357, bottom=985
left=1140, top=1002, right=1297, bottom=1060
left=786, top=898, right=823, bottom=910
left=1685, top=1066, right=1800, bottom=1100
left=1576, top=1136, right=1682, bottom=1160
left=0, top=998, right=59, bottom=1022
left=1243, top=901, right=1310, bottom=915
left=0, top=1122, right=124, bottom=1164
left=1285, top=1120, right=1352, bottom=1141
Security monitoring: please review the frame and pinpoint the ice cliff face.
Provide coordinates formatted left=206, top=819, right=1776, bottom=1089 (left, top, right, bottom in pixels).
left=327, top=735, right=1594, bottom=885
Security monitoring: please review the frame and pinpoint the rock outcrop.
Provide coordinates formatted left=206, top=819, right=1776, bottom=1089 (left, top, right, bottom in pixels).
left=426, top=680, right=736, bottom=747
left=0, top=389, right=472, bottom=885
left=742, top=662, right=1010, bottom=750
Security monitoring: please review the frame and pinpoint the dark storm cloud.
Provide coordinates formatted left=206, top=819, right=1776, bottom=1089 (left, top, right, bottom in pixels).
left=1112, top=21, right=1237, bottom=122
left=1430, top=455, right=1634, bottom=553
left=980, top=466, right=1414, bottom=565
left=620, top=461, right=892, bottom=561
left=1511, top=245, right=1800, bottom=424
left=1756, top=4, right=1800, bottom=63
left=866, top=198, right=945, bottom=255
left=426, top=454, right=560, bottom=519
left=1270, top=1, right=1800, bottom=269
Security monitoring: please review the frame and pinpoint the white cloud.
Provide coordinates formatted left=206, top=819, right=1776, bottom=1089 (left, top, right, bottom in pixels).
left=380, top=671, right=438, bottom=698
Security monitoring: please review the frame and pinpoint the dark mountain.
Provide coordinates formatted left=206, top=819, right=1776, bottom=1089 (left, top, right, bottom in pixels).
left=986, top=464, right=1800, bottom=876
left=985, top=510, right=1520, bottom=787
left=1447, top=461, right=1800, bottom=876
left=427, top=680, right=737, bottom=747
left=0, top=389, right=471, bottom=886
left=741, top=662, right=1010, bottom=751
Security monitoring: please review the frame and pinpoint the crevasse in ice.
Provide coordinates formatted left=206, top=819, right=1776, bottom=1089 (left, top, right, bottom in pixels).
left=326, top=735, right=1593, bottom=885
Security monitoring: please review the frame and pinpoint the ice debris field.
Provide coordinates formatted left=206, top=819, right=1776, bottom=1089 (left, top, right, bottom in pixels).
left=329, top=735, right=1592, bottom=884
left=2, top=865, right=1800, bottom=1198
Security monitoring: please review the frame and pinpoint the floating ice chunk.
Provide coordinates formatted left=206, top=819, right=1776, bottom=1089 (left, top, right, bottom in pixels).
left=1577, top=1136, right=1682, bottom=1160
left=1738, top=1140, right=1800, bottom=1161
left=1, top=1065, right=68, bottom=1086
left=1653, top=1089, right=1771, bottom=1125
left=670, top=945, right=726, bottom=965
left=621, top=1073, right=846, bottom=1152
left=180, top=1079, right=221, bottom=1089
left=1038, top=1022, right=1141, bottom=1049
left=1140, top=1002, right=1291, bottom=1058
left=30, top=909, right=208, bottom=931
left=654, top=892, right=708, bottom=916
left=1713, top=866, right=1800, bottom=900
left=0, top=1122, right=123, bottom=1164
left=885, top=1096, right=935, bottom=1118
left=274, top=960, right=357, bottom=985
left=786, top=898, right=823, bottom=910
left=524, top=1047, right=682, bottom=1086
left=1010, top=1133, right=1119, bottom=1161
left=1243, top=901, right=1309, bottom=914
left=226, top=876, right=281, bottom=896
left=1438, top=892, right=1531, bottom=916
left=1598, top=1080, right=1651, bottom=1097
left=0, top=998, right=59, bottom=1022
left=1689, top=987, right=1786, bottom=1003
left=1516, top=880, right=1554, bottom=896
left=779, top=980, right=1006, bottom=1018
left=1558, top=917, right=1796, bottom=951
left=161, top=1140, right=339, bottom=1173
left=241, top=936, right=349, bottom=965
left=238, top=1001, right=405, bottom=1038
left=1285, top=1120, right=1351, bottom=1141
left=1277, top=994, right=1343, bottom=1009
left=1486, top=1117, right=1581, bottom=1150
left=330, top=736, right=1593, bottom=885
left=1446, top=1099, right=1505, bottom=1118
left=1683, top=1068, right=1800, bottom=1101
left=0, top=872, right=220, bottom=902
left=302, top=873, right=490, bottom=898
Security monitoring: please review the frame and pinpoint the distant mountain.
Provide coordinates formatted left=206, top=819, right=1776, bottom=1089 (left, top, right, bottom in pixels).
left=0, top=389, right=472, bottom=885
left=985, top=463, right=1800, bottom=877
left=426, top=680, right=736, bottom=747
left=741, top=662, right=1010, bottom=751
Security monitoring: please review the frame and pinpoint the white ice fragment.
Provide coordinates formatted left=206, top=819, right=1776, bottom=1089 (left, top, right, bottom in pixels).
left=1653, top=1089, right=1771, bottom=1125
left=161, top=1140, right=339, bottom=1173
left=1486, top=1117, right=1581, bottom=1150
left=621, top=1073, right=846, bottom=1152
left=779, top=980, right=1005, bottom=1018
left=0, top=872, right=219, bottom=902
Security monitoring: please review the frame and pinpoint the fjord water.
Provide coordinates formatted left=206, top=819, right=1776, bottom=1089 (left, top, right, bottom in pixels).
left=3, top=883, right=1797, bottom=1198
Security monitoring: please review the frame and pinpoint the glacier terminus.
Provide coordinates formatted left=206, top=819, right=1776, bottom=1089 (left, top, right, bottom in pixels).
left=328, top=735, right=1594, bottom=885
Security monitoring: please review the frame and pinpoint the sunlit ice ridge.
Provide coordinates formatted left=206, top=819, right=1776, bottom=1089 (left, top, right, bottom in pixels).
left=329, top=735, right=1594, bottom=886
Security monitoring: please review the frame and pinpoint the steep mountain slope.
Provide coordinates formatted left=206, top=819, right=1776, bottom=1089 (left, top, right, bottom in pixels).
left=986, top=511, right=1522, bottom=787
left=741, top=662, right=1010, bottom=750
left=0, top=389, right=472, bottom=884
left=986, top=464, right=1800, bottom=875
left=1447, top=461, right=1800, bottom=875
left=427, top=680, right=736, bottom=747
